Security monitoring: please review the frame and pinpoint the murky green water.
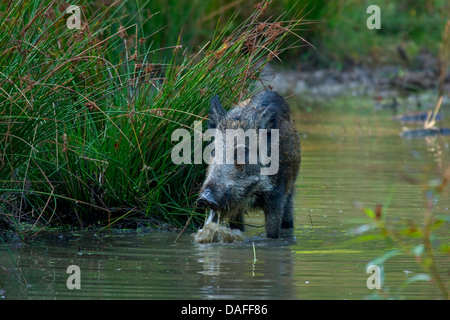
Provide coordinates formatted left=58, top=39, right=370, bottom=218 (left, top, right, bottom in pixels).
left=1, top=96, right=449, bottom=299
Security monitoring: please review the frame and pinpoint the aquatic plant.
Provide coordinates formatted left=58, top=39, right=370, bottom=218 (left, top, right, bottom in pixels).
left=354, top=168, right=450, bottom=299
left=0, top=0, right=308, bottom=239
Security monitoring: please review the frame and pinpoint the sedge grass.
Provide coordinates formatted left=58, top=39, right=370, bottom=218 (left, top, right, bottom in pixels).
left=0, top=0, right=308, bottom=239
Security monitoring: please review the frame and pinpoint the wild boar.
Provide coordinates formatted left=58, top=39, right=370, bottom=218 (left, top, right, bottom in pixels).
left=196, top=90, right=301, bottom=239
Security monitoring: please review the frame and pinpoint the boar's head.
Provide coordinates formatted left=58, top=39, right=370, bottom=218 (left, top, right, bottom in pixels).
left=196, top=93, right=282, bottom=215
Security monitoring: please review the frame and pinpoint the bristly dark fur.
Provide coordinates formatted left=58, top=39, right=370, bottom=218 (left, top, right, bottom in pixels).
left=197, top=90, right=301, bottom=238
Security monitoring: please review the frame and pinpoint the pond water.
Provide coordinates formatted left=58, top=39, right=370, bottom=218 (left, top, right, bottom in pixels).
left=1, top=95, right=449, bottom=300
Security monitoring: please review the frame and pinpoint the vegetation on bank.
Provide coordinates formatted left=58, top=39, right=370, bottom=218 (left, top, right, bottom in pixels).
left=297, top=0, right=449, bottom=68
left=120, top=0, right=450, bottom=68
left=0, top=0, right=308, bottom=238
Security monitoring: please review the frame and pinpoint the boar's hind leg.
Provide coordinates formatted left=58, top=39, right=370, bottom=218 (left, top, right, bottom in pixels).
left=281, top=191, right=294, bottom=229
left=264, top=195, right=286, bottom=239
left=229, top=208, right=245, bottom=231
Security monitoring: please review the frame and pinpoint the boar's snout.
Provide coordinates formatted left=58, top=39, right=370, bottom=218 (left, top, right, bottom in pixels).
left=196, top=188, right=218, bottom=209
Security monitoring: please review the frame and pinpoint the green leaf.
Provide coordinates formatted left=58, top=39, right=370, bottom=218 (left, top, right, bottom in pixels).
left=364, top=208, right=375, bottom=219
left=431, top=219, right=445, bottom=230
left=412, top=244, right=425, bottom=257
left=439, top=243, right=450, bottom=254
left=366, top=249, right=402, bottom=269
left=405, top=274, right=431, bottom=285
left=400, top=227, right=423, bottom=238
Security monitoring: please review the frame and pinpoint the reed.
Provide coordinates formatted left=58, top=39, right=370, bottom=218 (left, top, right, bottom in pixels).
left=0, top=0, right=307, bottom=239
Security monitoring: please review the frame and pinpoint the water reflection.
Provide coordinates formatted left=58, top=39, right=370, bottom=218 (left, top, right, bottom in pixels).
left=193, top=235, right=296, bottom=299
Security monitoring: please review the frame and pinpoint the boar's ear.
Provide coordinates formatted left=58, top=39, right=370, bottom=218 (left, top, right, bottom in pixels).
left=208, top=95, right=226, bottom=129
left=259, top=105, right=279, bottom=129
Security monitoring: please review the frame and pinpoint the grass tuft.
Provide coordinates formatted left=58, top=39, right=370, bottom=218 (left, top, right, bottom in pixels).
left=0, top=0, right=307, bottom=239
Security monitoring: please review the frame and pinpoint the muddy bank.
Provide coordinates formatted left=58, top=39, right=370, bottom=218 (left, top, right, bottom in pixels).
left=261, top=62, right=450, bottom=103
left=260, top=61, right=450, bottom=139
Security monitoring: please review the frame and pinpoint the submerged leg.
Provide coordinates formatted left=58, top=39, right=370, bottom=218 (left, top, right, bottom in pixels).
left=229, top=208, right=245, bottom=231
